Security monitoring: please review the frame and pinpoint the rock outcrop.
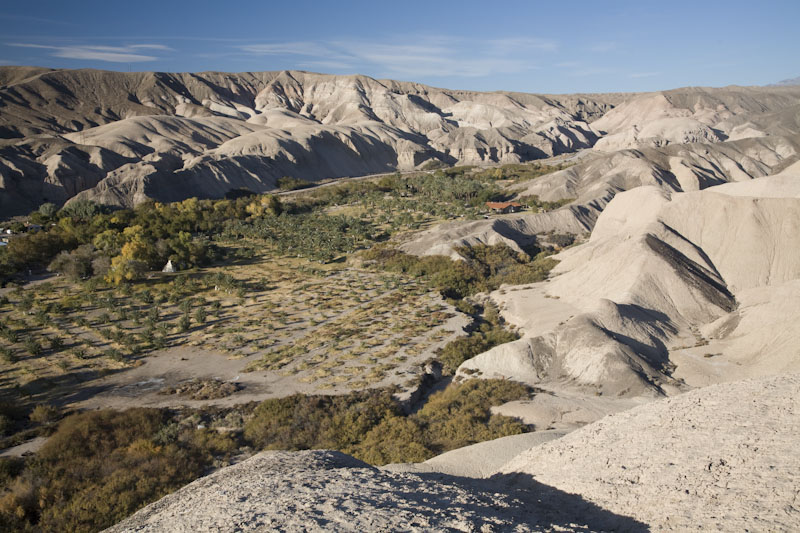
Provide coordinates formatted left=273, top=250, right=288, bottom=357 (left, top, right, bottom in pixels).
left=459, top=168, right=800, bottom=402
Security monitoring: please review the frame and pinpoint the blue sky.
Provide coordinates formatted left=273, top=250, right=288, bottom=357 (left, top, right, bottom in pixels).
left=1, top=0, right=797, bottom=93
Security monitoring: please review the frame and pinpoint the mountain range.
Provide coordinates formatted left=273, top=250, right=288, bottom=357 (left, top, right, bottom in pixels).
left=2, top=67, right=799, bottom=216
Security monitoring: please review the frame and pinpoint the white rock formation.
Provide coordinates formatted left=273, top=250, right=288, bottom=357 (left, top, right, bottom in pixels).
left=458, top=170, right=800, bottom=402
left=3, top=67, right=800, bottom=214
left=497, top=373, right=800, bottom=531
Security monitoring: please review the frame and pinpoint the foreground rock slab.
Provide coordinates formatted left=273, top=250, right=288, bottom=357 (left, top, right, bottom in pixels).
left=498, top=373, right=800, bottom=531
left=106, top=449, right=646, bottom=532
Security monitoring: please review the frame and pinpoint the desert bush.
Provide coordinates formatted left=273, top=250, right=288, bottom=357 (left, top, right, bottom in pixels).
left=517, top=194, right=575, bottom=212
left=414, top=379, right=529, bottom=453
left=18, top=293, right=34, bottom=313
left=152, top=335, right=167, bottom=350
left=0, top=408, right=236, bottom=532
left=0, top=326, right=19, bottom=343
left=33, top=309, right=50, bottom=326
left=23, top=337, right=42, bottom=357
left=0, top=346, right=16, bottom=364
left=49, top=336, right=65, bottom=353
left=436, top=324, right=519, bottom=375
left=29, top=404, right=61, bottom=424
left=244, top=390, right=401, bottom=452
left=351, top=416, right=429, bottom=464
left=177, top=315, right=191, bottom=333
left=70, top=347, right=88, bottom=360
left=363, top=243, right=557, bottom=300
left=178, top=298, right=194, bottom=314
left=244, top=379, right=530, bottom=466
left=276, top=176, right=314, bottom=191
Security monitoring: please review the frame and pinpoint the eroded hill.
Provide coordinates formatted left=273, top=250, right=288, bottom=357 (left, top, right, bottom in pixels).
left=2, top=67, right=800, bottom=216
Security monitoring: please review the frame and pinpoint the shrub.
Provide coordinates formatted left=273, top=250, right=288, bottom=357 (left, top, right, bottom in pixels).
left=23, top=337, right=42, bottom=357
left=29, top=404, right=61, bottom=424
left=48, top=244, right=97, bottom=280
left=243, top=390, right=401, bottom=452
left=49, top=336, right=65, bottom=353
left=0, top=327, right=18, bottom=343
left=414, top=379, right=530, bottom=453
left=243, top=380, right=530, bottom=466
left=0, top=408, right=231, bottom=532
left=177, top=315, right=191, bottom=333
left=276, top=176, right=314, bottom=191
left=436, top=326, right=519, bottom=375
left=352, top=416, right=429, bottom=464
left=363, top=243, right=558, bottom=300
left=0, top=346, right=16, bottom=364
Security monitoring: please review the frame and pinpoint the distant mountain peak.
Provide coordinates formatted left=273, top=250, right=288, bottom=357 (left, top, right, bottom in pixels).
left=770, top=76, right=800, bottom=86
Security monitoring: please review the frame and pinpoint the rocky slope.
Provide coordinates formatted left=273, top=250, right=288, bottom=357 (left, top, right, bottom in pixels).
left=3, top=67, right=800, bottom=215
left=0, top=67, right=620, bottom=214
left=395, top=88, right=800, bottom=258
left=104, top=449, right=648, bottom=532
left=460, top=166, right=800, bottom=396
left=497, top=372, right=800, bottom=531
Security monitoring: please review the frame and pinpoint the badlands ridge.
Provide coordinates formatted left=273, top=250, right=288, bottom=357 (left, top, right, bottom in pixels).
left=1, top=67, right=799, bottom=215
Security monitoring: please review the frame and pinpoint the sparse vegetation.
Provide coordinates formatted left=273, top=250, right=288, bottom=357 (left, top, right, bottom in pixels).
left=361, top=242, right=558, bottom=299
left=436, top=305, right=520, bottom=375
left=0, top=378, right=530, bottom=532
left=0, top=161, right=561, bottom=532
left=244, top=379, right=531, bottom=465
left=517, top=194, right=576, bottom=212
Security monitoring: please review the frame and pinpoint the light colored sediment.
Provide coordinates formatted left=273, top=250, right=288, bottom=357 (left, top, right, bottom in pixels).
left=497, top=373, right=800, bottom=531
left=383, top=430, right=568, bottom=478
left=3, top=67, right=800, bottom=215
left=459, top=170, right=800, bottom=400
left=0, top=67, right=616, bottom=214
left=103, top=449, right=637, bottom=532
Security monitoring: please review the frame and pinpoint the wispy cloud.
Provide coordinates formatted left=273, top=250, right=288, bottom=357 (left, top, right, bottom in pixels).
left=240, top=42, right=331, bottom=56
left=8, top=43, right=171, bottom=62
left=587, top=42, right=617, bottom=53
left=486, top=37, right=558, bottom=53
left=237, top=36, right=553, bottom=79
left=629, top=71, right=660, bottom=78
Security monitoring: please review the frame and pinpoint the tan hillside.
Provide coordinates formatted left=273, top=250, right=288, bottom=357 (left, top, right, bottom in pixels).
left=3, top=67, right=800, bottom=215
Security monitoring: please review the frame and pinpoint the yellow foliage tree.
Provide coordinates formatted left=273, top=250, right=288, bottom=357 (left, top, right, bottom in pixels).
left=245, top=195, right=283, bottom=217
left=105, top=226, right=152, bottom=284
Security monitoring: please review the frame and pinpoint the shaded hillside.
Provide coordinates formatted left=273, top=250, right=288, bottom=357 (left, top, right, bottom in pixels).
left=3, top=67, right=800, bottom=215
left=0, top=67, right=620, bottom=214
